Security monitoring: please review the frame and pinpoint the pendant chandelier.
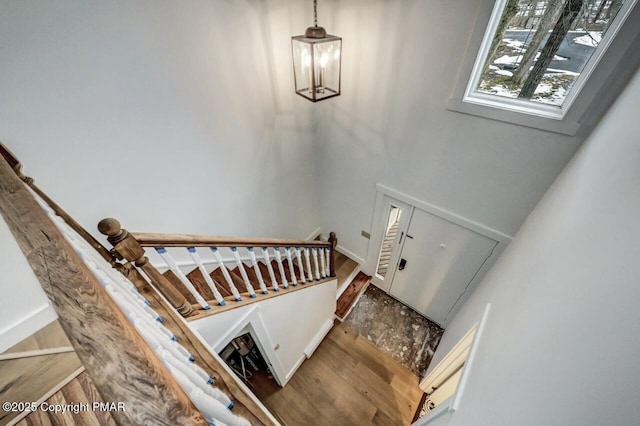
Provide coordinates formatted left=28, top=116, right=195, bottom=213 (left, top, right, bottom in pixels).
left=291, top=0, right=342, bottom=102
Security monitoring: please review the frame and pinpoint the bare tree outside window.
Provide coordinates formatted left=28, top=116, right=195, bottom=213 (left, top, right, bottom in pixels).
left=476, top=0, right=629, bottom=106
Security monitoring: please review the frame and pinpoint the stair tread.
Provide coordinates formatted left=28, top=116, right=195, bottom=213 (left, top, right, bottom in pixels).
left=209, top=268, right=235, bottom=297
left=185, top=267, right=217, bottom=301
left=336, top=272, right=371, bottom=319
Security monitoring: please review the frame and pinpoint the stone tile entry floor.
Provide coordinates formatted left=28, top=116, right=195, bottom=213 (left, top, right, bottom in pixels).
left=343, top=284, right=444, bottom=378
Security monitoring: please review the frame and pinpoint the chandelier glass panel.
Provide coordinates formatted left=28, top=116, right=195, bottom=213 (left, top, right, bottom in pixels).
left=291, top=0, right=341, bottom=102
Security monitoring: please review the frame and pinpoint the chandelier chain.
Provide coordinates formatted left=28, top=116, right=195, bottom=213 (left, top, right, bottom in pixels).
left=313, top=0, right=318, bottom=27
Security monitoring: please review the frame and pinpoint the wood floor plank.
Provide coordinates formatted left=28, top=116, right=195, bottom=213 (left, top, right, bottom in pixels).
left=250, top=322, right=422, bottom=426
left=0, top=352, right=83, bottom=425
left=316, top=337, right=416, bottom=424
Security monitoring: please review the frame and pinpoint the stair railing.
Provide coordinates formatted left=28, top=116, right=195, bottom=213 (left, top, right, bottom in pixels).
left=0, top=146, right=209, bottom=425
left=1, top=141, right=279, bottom=425
left=98, top=218, right=338, bottom=318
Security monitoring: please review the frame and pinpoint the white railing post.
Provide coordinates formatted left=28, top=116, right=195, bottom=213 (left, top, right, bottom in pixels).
left=304, top=248, right=314, bottom=282
left=247, top=248, right=268, bottom=294
left=261, top=247, right=280, bottom=291
left=312, top=247, right=321, bottom=281
left=231, top=247, right=256, bottom=298
left=273, top=247, right=289, bottom=289
left=318, top=247, right=327, bottom=278
left=210, top=248, right=243, bottom=301
left=155, top=248, right=211, bottom=310
left=285, top=247, right=298, bottom=286
left=324, top=247, right=331, bottom=277
left=187, top=247, right=226, bottom=306
left=295, top=248, right=307, bottom=284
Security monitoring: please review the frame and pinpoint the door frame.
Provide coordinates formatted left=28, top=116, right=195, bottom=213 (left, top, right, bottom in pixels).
left=366, top=184, right=512, bottom=325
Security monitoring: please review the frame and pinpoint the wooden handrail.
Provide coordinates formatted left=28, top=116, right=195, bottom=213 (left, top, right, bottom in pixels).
left=0, top=152, right=208, bottom=425
left=98, top=218, right=195, bottom=317
left=129, top=232, right=333, bottom=248
left=0, top=141, right=117, bottom=266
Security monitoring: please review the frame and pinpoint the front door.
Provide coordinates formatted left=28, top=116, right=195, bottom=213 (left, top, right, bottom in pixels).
left=388, top=208, right=498, bottom=325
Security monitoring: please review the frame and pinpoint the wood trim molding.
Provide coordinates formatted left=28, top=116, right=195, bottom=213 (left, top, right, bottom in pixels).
left=130, top=232, right=333, bottom=249
left=0, top=346, right=74, bottom=361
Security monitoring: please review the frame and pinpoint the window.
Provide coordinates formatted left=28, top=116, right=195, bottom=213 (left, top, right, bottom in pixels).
left=464, top=0, right=638, bottom=119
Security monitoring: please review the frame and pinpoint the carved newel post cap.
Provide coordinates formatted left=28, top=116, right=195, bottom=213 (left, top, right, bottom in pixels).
left=98, top=218, right=122, bottom=237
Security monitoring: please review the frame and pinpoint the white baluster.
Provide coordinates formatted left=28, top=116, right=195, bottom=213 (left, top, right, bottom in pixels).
left=106, top=283, right=163, bottom=324
left=187, top=247, right=226, bottom=306
left=312, top=247, right=321, bottom=280
left=248, top=248, right=268, bottom=294
left=304, top=248, right=314, bottom=282
left=155, top=248, right=211, bottom=310
left=231, top=247, right=256, bottom=298
left=325, top=247, right=331, bottom=277
left=319, top=247, right=327, bottom=278
left=210, top=248, right=243, bottom=301
left=166, top=366, right=251, bottom=426
left=285, top=247, right=298, bottom=286
left=133, top=312, right=195, bottom=362
left=128, top=311, right=176, bottom=342
left=84, top=257, right=149, bottom=307
left=295, top=248, right=307, bottom=284
left=261, top=248, right=280, bottom=291
left=159, top=349, right=217, bottom=395
left=273, top=247, right=289, bottom=289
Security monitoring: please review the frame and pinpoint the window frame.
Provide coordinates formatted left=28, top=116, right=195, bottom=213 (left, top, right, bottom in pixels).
left=447, top=0, right=640, bottom=135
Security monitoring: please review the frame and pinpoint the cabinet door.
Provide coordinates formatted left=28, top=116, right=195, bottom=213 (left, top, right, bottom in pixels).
left=389, top=208, right=497, bottom=325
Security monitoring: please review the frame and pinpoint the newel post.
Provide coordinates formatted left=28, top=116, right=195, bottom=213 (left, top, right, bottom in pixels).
left=98, top=218, right=194, bottom=317
left=328, top=232, right=337, bottom=278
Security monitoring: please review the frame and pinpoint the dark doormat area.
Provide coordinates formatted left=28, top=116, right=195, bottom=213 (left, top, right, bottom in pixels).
left=343, top=284, right=444, bottom=377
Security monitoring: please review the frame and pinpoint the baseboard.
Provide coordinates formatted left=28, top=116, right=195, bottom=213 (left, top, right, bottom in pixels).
left=304, top=318, right=334, bottom=358
left=284, top=317, right=334, bottom=382
left=0, top=304, right=57, bottom=354
left=305, top=226, right=322, bottom=241
left=284, top=354, right=306, bottom=384
left=336, top=244, right=366, bottom=265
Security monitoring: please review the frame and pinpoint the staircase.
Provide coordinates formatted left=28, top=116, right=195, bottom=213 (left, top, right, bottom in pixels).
left=98, top=220, right=338, bottom=321
left=0, top=141, right=338, bottom=426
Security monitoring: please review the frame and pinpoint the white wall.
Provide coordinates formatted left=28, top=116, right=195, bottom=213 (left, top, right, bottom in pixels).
left=421, top=67, right=640, bottom=425
left=0, top=0, right=320, bottom=241
left=0, top=216, right=56, bottom=353
left=315, top=0, right=587, bottom=263
left=191, top=280, right=336, bottom=385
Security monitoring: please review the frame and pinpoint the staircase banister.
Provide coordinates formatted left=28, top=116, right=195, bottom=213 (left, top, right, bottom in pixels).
left=130, top=232, right=333, bottom=249
left=0, top=150, right=208, bottom=425
left=0, top=141, right=116, bottom=266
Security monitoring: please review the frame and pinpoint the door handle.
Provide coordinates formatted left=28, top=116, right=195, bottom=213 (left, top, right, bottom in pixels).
left=398, top=258, right=407, bottom=271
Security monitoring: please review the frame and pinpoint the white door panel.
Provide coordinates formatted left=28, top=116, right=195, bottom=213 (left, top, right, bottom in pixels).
left=389, top=208, right=497, bottom=325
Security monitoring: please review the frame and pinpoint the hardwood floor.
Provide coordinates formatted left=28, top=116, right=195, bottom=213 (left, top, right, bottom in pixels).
left=250, top=322, right=423, bottom=426
left=0, top=320, right=85, bottom=426
left=14, top=371, right=116, bottom=426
